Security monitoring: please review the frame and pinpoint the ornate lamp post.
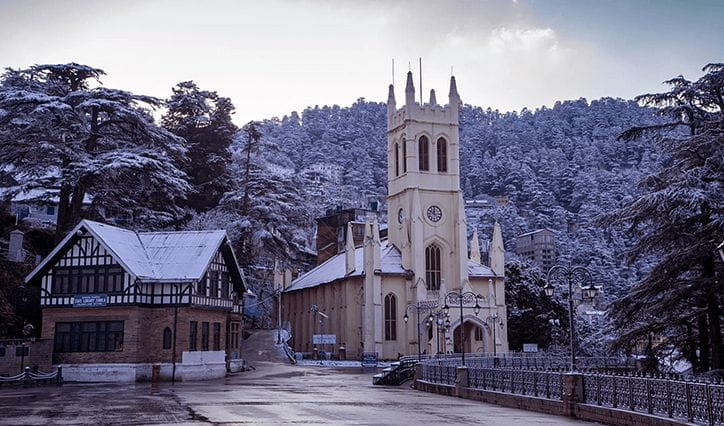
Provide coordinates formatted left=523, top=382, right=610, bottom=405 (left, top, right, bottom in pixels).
left=486, top=313, right=504, bottom=357
left=543, top=265, right=598, bottom=372
left=443, top=291, right=482, bottom=366
left=403, top=301, right=437, bottom=361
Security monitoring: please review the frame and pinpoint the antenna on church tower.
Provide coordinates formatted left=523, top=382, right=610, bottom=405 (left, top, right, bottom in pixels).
left=392, top=58, right=395, bottom=87
left=419, top=57, right=423, bottom=104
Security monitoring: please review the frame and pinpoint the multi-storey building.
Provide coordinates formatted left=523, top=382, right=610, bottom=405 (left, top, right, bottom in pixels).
left=25, top=219, right=246, bottom=382
left=515, top=228, right=557, bottom=271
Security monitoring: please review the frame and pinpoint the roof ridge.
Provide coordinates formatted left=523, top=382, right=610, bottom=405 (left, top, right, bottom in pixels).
left=139, top=229, right=226, bottom=235
left=133, top=228, right=155, bottom=277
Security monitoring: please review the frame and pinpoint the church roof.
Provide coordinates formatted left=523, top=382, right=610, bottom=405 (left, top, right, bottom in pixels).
left=284, top=239, right=496, bottom=293
left=467, top=260, right=496, bottom=278
left=284, top=239, right=408, bottom=292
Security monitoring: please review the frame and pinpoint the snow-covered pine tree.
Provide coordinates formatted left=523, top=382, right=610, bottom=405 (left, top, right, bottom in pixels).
left=601, top=63, right=724, bottom=372
left=162, top=81, right=237, bottom=212
left=0, top=63, right=190, bottom=240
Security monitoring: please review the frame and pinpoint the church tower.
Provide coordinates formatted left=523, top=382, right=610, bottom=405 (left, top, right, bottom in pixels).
left=386, top=71, right=468, bottom=300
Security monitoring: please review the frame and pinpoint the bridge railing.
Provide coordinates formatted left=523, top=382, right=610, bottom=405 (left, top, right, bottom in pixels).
left=420, top=354, right=634, bottom=371
left=419, top=362, right=724, bottom=425
left=581, top=372, right=724, bottom=425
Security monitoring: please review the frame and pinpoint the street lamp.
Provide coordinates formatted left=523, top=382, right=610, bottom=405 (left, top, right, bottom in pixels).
left=442, top=290, right=482, bottom=366
left=544, top=265, right=598, bottom=372
left=404, top=301, right=437, bottom=361
left=486, top=313, right=504, bottom=357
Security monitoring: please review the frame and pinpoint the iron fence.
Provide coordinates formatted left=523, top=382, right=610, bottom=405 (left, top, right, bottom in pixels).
left=419, top=361, right=724, bottom=425
left=468, top=367, right=564, bottom=400
left=421, top=362, right=457, bottom=386
left=420, top=355, right=632, bottom=371
left=581, top=373, right=724, bottom=425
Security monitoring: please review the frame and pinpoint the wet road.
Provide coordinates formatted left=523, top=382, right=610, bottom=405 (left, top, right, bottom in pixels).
left=0, top=362, right=591, bottom=425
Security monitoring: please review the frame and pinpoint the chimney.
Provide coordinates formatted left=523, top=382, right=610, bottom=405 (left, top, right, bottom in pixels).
left=7, top=229, right=24, bottom=262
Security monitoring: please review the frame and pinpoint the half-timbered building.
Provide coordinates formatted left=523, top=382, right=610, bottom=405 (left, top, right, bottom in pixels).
left=25, top=219, right=246, bottom=382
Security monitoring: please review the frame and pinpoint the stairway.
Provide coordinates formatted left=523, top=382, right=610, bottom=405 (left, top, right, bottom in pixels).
left=372, top=357, right=418, bottom=386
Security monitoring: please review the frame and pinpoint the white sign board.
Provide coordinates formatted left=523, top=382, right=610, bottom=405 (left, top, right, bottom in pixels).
left=313, top=334, right=336, bottom=345
left=523, top=343, right=539, bottom=353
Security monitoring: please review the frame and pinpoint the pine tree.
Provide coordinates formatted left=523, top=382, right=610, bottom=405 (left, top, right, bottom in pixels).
left=162, top=81, right=237, bottom=212
left=0, top=64, right=190, bottom=240
left=601, top=64, right=724, bottom=371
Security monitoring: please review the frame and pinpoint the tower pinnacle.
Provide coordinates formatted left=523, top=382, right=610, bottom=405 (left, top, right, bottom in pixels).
left=405, top=71, right=415, bottom=106
left=448, top=75, right=460, bottom=103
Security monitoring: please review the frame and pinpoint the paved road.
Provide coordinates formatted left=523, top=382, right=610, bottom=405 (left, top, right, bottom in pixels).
left=0, top=362, right=591, bottom=425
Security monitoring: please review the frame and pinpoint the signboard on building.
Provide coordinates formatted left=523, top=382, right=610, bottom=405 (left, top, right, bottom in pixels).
left=361, top=352, right=378, bottom=367
left=312, top=334, right=336, bottom=345
left=73, top=294, right=108, bottom=308
left=523, top=343, right=539, bottom=353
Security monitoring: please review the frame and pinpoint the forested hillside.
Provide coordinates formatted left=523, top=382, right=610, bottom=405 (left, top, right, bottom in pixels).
left=232, top=98, right=662, bottom=298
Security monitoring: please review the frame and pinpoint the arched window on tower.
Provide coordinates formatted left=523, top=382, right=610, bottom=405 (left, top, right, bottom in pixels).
left=402, top=138, right=407, bottom=173
left=384, top=293, right=397, bottom=340
left=394, top=142, right=400, bottom=177
left=425, top=244, right=441, bottom=290
left=437, top=137, right=447, bottom=172
left=418, top=136, right=429, bottom=171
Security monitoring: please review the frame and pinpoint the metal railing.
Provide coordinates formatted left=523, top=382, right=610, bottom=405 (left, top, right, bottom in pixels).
left=419, top=361, right=724, bottom=425
left=581, top=372, right=724, bottom=425
left=421, top=354, right=633, bottom=371
left=421, top=362, right=457, bottom=386
left=468, top=368, right=564, bottom=400
left=0, top=366, right=63, bottom=387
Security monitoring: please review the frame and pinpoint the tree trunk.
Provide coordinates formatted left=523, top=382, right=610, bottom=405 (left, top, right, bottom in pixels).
left=703, top=253, right=722, bottom=369
left=54, top=184, right=72, bottom=243
left=697, top=312, right=710, bottom=372
left=684, top=322, right=699, bottom=372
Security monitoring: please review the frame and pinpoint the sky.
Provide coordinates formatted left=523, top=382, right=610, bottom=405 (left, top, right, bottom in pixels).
left=0, top=0, right=722, bottom=124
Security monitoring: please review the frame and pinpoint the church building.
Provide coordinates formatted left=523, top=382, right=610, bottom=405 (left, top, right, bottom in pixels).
left=280, top=71, right=508, bottom=360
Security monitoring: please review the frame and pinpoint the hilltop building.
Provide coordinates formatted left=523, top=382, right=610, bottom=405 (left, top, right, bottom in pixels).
left=515, top=228, right=557, bottom=271
left=25, top=220, right=247, bottom=382
left=279, top=72, right=508, bottom=360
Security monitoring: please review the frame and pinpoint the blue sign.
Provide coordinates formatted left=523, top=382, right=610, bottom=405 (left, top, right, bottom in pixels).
left=361, top=352, right=378, bottom=367
left=73, top=294, right=108, bottom=308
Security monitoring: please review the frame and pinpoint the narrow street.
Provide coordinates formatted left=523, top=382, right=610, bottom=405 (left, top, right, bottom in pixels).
left=0, top=361, right=591, bottom=425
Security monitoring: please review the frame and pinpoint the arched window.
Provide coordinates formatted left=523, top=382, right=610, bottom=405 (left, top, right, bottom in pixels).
left=418, top=136, right=429, bottom=171
left=425, top=244, right=441, bottom=290
left=437, top=137, right=447, bottom=172
left=402, top=138, right=407, bottom=173
left=474, top=326, right=483, bottom=341
left=163, top=327, right=172, bottom=349
left=384, top=293, right=397, bottom=341
left=394, top=142, right=400, bottom=177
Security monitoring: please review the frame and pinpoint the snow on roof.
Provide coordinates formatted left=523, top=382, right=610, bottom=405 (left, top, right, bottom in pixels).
left=517, top=228, right=557, bottom=238
left=467, top=260, right=496, bottom=278
left=26, top=220, right=233, bottom=283
left=139, top=230, right=227, bottom=281
left=285, top=239, right=408, bottom=293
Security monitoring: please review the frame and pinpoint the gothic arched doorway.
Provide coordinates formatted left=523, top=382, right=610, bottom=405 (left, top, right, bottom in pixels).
left=452, top=321, right=486, bottom=354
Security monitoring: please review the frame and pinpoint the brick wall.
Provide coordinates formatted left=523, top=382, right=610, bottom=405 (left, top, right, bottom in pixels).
left=42, top=306, right=241, bottom=365
left=0, top=339, right=53, bottom=376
